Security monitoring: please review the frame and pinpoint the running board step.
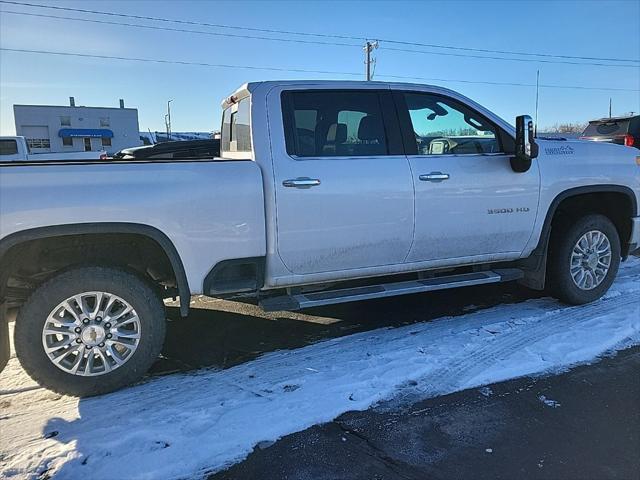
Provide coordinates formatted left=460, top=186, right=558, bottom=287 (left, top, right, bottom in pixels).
left=260, top=268, right=524, bottom=311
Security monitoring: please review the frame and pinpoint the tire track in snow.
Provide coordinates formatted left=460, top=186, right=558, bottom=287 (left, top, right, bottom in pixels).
left=421, top=294, right=638, bottom=396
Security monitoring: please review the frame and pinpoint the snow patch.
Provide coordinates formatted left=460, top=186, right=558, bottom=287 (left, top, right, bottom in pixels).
left=538, top=395, right=561, bottom=408
left=1, top=259, right=639, bottom=479
left=479, top=386, right=493, bottom=397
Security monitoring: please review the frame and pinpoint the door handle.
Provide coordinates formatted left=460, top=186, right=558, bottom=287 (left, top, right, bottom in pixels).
left=282, top=177, right=321, bottom=188
left=419, top=172, right=450, bottom=182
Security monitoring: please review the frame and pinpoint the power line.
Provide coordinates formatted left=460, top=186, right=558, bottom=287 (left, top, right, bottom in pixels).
left=2, top=48, right=638, bottom=93
left=0, top=0, right=366, bottom=41
left=3, top=9, right=637, bottom=69
left=379, top=38, right=640, bottom=64
left=0, top=11, right=360, bottom=48
left=1, top=0, right=638, bottom=65
left=0, top=47, right=364, bottom=76
left=380, top=46, right=640, bottom=68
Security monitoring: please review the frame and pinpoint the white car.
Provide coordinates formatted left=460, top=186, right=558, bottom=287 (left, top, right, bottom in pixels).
left=0, top=135, right=107, bottom=161
left=0, top=80, right=638, bottom=395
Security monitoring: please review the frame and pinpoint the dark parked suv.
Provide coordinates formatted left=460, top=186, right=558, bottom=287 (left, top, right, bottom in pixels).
left=113, top=138, right=221, bottom=160
left=580, top=115, right=640, bottom=149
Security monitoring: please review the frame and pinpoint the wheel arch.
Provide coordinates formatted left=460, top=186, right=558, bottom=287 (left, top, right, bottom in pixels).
left=519, top=184, right=637, bottom=289
left=0, top=223, right=190, bottom=316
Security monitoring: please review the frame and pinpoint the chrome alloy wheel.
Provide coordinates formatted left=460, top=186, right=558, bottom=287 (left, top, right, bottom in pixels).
left=41, top=291, right=141, bottom=376
left=569, top=230, right=612, bottom=290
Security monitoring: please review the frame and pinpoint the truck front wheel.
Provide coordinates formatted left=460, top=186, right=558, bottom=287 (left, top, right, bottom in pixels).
left=14, top=266, right=166, bottom=397
left=547, top=214, right=621, bottom=305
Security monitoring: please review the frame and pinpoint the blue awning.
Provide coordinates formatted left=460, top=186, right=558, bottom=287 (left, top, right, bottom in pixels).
left=58, top=128, right=114, bottom=138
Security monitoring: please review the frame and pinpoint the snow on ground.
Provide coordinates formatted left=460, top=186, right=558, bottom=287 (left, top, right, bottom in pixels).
left=1, top=259, right=639, bottom=480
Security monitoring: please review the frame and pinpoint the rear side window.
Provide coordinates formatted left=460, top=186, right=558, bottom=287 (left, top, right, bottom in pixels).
left=282, top=90, right=393, bottom=157
left=0, top=139, right=18, bottom=156
left=221, top=96, right=252, bottom=153
left=583, top=120, right=630, bottom=137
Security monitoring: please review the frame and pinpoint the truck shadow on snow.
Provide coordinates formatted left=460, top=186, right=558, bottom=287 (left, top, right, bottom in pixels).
left=152, top=282, right=542, bottom=376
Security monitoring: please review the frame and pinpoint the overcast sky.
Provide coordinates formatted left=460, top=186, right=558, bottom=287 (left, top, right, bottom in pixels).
left=1, top=0, right=639, bottom=135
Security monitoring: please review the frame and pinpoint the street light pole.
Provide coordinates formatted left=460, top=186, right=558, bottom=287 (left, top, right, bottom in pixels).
left=166, top=99, right=173, bottom=141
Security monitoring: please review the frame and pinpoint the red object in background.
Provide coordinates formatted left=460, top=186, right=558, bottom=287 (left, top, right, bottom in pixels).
left=624, top=134, right=635, bottom=147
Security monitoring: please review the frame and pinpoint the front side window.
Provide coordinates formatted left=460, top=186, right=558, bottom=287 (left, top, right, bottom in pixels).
left=403, top=93, right=501, bottom=155
left=100, top=117, right=110, bottom=127
left=0, top=139, right=18, bottom=155
left=284, top=90, right=388, bottom=157
left=62, top=137, right=73, bottom=146
left=101, top=137, right=112, bottom=147
left=60, top=116, right=71, bottom=126
left=221, top=96, right=252, bottom=153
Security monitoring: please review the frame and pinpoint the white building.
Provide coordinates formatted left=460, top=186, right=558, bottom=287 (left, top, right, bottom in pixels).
left=13, top=98, right=142, bottom=155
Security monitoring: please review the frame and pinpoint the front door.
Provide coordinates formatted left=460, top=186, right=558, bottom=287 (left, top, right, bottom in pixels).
left=396, top=91, right=540, bottom=263
left=84, top=138, right=92, bottom=151
left=271, top=88, right=414, bottom=275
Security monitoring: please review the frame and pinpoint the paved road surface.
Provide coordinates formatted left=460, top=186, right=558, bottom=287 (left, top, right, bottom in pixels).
left=213, top=346, right=640, bottom=480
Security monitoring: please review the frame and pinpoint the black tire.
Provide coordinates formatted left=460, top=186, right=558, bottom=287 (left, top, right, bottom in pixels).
left=547, top=214, right=621, bottom=305
left=14, top=266, right=166, bottom=397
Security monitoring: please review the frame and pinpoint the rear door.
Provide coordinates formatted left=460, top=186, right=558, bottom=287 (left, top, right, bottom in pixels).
left=270, top=88, right=414, bottom=275
left=395, top=90, right=540, bottom=263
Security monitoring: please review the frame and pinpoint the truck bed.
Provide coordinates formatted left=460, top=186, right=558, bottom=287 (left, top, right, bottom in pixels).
left=0, top=158, right=266, bottom=294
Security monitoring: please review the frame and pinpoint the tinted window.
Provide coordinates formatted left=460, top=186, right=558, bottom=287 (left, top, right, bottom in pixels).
left=582, top=120, right=630, bottom=137
left=221, top=107, right=231, bottom=152
left=0, top=139, right=18, bottom=155
left=285, top=91, right=388, bottom=157
left=221, top=97, right=252, bottom=153
left=403, top=93, right=501, bottom=155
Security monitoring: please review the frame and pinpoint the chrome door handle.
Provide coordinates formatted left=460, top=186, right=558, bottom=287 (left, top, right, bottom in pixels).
left=282, top=177, right=321, bottom=188
left=419, top=172, right=450, bottom=182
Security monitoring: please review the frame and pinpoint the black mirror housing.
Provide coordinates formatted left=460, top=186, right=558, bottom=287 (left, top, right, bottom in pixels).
left=511, top=115, right=538, bottom=173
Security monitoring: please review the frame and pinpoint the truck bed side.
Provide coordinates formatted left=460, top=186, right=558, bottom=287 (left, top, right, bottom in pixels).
left=0, top=159, right=266, bottom=295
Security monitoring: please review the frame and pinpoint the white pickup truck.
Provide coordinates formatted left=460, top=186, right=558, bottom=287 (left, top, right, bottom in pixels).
left=0, top=136, right=107, bottom=161
left=1, top=80, right=638, bottom=396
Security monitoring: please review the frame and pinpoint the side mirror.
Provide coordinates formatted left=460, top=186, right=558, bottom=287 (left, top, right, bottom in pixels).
left=510, top=115, right=538, bottom=173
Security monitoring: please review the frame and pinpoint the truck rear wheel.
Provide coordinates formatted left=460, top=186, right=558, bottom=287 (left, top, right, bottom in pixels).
left=547, top=214, right=620, bottom=305
left=14, top=266, right=166, bottom=397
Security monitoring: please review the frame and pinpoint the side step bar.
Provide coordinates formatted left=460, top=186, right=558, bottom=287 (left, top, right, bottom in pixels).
left=260, top=268, right=524, bottom=312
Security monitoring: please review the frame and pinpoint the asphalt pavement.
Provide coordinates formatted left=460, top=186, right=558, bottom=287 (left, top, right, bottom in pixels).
left=213, top=346, right=640, bottom=480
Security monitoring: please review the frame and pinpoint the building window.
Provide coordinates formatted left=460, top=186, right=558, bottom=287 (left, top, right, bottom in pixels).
left=60, top=116, right=71, bottom=126
left=62, top=137, right=73, bottom=147
left=101, top=137, right=112, bottom=147
left=100, top=117, right=110, bottom=127
left=26, top=138, right=51, bottom=149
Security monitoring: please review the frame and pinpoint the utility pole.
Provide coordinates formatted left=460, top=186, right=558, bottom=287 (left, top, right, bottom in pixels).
left=364, top=40, right=378, bottom=81
left=609, top=98, right=612, bottom=118
left=534, top=70, right=540, bottom=136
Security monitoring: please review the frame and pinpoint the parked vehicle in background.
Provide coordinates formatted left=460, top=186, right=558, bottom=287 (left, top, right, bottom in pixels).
left=113, top=138, right=220, bottom=160
left=0, top=136, right=107, bottom=161
left=580, top=115, right=640, bottom=149
left=1, top=80, right=639, bottom=395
